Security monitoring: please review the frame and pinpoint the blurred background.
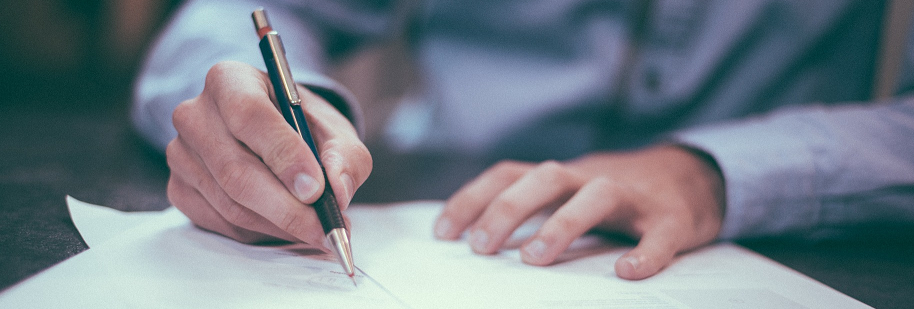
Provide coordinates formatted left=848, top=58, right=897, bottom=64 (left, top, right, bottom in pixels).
left=0, top=0, right=412, bottom=207
left=0, top=0, right=183, bottom=114
left=0, top=0, right=183, bottom=288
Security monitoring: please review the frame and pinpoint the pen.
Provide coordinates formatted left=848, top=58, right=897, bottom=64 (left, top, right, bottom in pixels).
left=251, top=8, right=356, bottom=286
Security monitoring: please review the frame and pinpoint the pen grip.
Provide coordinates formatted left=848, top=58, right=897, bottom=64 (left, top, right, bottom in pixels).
left=313, top=169, right=345, bottom=234
left=285, top=90, right=344, bottom=235
left=259, top=34, right=346, bottom=236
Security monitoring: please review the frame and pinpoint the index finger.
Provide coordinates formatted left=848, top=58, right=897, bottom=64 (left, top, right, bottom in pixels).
left=435, top=161, right=532, bottom=240
left=206, top=61, right=326, bottom=204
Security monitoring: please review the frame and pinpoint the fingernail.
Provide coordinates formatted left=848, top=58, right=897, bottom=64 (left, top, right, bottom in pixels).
left=293, top=173, right=320, bottom=202
left=339, top=173, right=354, bottom=207
left=434, top=218, right=452, bottom=239
left=523, top=239, right=547, bottom=261
left=470, top=230, right=489, bottom=252
left=622, top=256, right=642, bottom=270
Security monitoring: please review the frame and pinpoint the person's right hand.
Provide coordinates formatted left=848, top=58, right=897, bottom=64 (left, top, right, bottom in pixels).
left=165, top=61, right=372, bottom=245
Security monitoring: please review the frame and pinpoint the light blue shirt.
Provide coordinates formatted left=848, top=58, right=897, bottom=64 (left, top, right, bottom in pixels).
left=133, top=0, right=914, bottom=240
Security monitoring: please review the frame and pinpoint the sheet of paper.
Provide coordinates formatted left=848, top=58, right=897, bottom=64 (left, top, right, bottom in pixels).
left=0, top=198, right=407, bottom=308
left=65, top=195, right=174, bottom=248
left=347, top=202, right=871, bottom=309
left=0, top=198, right=870, bottom=309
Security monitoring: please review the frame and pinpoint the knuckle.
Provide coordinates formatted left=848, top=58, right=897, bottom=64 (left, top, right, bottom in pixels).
left=223, top=96, right=262, bottom=130
left=491, top=195, right=525, bottom=216
left=485, top=160, right=529, bottom=183
left=203, top=62, right=266, bottom=125
left=262, top=135, right=301, bottom=169
left=164, top=140, right=181, bottom=169
left=353, top=144, right=373, bottom=174
left=220, top=202, right=257, bottom=228
left=217, top=159, right=261, bottom=203
left=276, top=212, right=309, bottom=239
left=319, top=138, right=344, bottom=151
left=590, top=177, right=621, bottom=196
left=205, top=61, right=241, bottom=85
left=532, top=160, right=569, bottom=184
left=320, top=139, right=374, bottom=177
left=320, top=138, right=359, bottom=158
left=192, top=172, right=213, bottom=194
left=343, top=141, right=373, bottom=166
left=207, top=61, right=231, bottom=77
left=492, top=160, right=525, bottom=173
left=171, top=100, right=196, bottom=133
left=538, top=160, right=563, bottom=170
left=550, top=214, right=583, bottom=234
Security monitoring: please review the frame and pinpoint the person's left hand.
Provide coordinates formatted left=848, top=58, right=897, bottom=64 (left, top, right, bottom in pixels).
left=433, top=145, right=726, bottom=280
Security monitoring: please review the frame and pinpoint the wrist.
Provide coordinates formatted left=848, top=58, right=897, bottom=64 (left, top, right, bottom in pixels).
left=668, top=144, right=727, bottom=220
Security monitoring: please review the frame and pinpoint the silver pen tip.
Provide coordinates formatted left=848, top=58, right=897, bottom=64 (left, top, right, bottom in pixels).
left=326, top=228, right=356, bottom=283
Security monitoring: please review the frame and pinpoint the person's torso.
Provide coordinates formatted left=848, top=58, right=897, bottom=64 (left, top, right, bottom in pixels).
left=384, top=0, right=882, bottom=162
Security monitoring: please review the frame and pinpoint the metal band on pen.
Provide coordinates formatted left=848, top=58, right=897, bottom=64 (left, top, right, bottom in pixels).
left=253, top=9, right=301, bottom=106
left=252, top=7, right=356, bottom=286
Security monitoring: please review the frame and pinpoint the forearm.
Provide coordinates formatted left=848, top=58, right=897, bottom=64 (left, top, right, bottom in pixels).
left=131, top=0, right=372, bottom=151
left=673, top=99, right=914, bottom=240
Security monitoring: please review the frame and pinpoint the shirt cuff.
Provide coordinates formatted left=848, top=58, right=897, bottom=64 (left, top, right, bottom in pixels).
left=670, top=113, right=824, bottom=240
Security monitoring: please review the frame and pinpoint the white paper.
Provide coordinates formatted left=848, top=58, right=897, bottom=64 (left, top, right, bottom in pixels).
left=1, top=198, right=406, bottom=308
left=0, top=198, right=870, bottom=309
left=347, top=202, right=871, bottom=309
left=65, top=195, right=174, bottom=248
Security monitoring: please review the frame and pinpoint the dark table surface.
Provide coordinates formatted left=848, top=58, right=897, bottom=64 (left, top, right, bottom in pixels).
left=1, top=89, right=912, bottom=309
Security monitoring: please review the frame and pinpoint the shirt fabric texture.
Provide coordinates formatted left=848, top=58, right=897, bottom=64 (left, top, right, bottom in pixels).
left=133, top=0, right=914, bottom=240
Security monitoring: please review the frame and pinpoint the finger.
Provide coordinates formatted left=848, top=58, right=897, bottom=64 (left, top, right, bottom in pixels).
left=300, top=88, right=372, bottom=210
left=614, top=220, right=683, bottom=280
left=468, top=161, right=581, bottom=254
left=205, top=61, right=325, bottom=204
left=172, top=94, right=325, bottom=246
left=167, top=138, right=299, bottom=243
left=317, top=144, right=370, bottom=210
left=436, top=161, right=531, bottom=240
left=520, top=177, right=625, bottom=265
left=168, top=175, right=284, bottom=244
left=252, top=85, right=371, bottom=210
left=301, top=86, right=373, bottom=208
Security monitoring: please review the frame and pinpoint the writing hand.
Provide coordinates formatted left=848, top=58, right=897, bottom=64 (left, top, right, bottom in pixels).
left=434, top=145, right=724, bottom=280
left=166, top=61, right=371, bottom=245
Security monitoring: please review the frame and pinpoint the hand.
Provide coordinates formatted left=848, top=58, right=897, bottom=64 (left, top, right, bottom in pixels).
left=166, top=61, right=372, bottom=245
left=434, top=145, right=724, bottom=280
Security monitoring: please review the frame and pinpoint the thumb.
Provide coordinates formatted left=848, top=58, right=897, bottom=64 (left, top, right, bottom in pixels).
left=205, top=61, right=328, bottom=204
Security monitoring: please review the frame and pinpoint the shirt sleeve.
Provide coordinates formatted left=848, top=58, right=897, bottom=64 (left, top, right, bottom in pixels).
left=131, top=0, right=397, bottom=151
left=672, top=99, right=914, bottom=240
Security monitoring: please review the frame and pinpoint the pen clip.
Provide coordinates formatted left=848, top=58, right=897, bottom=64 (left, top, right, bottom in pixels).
left=253, top=8, right=301, bottom=106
